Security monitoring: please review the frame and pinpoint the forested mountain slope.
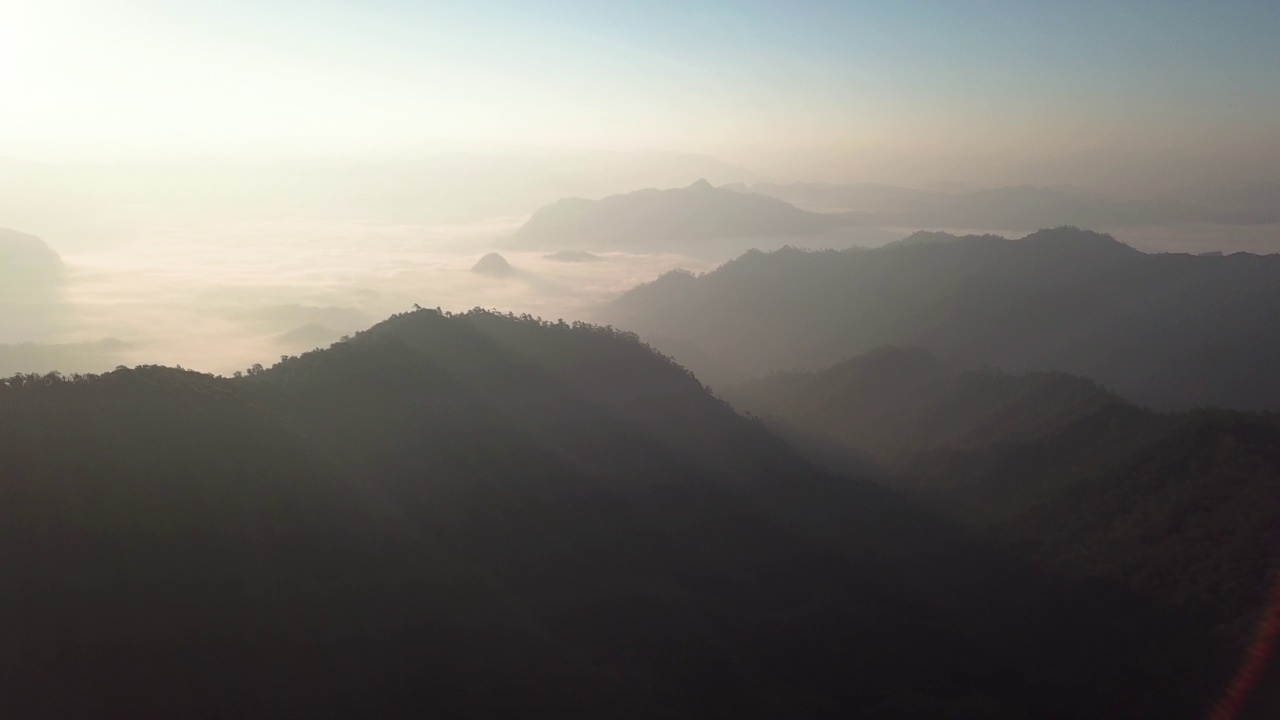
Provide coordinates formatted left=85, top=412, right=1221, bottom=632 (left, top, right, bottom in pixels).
left=0, top=309, right=1227, bottom=719
left=727, top=348, right=1280, bottom=639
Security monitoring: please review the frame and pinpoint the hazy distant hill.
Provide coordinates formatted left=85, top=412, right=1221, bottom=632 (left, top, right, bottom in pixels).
left=726, top=346, right=1122, bottom=456
left=601, top=227, right=1280, bottom=410
left=1169, top=179, right=1280, bottom=224
left=722, top=181, right=951, bottom=214
left=0, top=309, right=1215, bottom=718
left=0, top=228, right=67, bottom=341
left=507, top=179, right=844, bottom=250
left=470, top=251, right=515, bottom=276
left=726, top=348, right=1280, bottom=635
left=732, top=182, right=1223, bottom=231
left=0, top=227, right=62, bottom=285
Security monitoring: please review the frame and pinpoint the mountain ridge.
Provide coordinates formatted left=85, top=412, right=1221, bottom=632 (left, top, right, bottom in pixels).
left=0, top=308, right=1221, bottom=718
left=506, top=180, right=845, bottom=250
left=730, top=181, right=1280, bottom=230
left=600, top=227, right=1280, bottom=410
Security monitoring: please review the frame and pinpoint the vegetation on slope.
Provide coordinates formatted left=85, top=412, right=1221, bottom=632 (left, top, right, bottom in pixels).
left=0, top=309, right=1223, bottom=718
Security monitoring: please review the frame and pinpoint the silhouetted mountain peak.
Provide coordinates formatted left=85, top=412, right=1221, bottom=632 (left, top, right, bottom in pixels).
left=600, top=226, right=1280, bottom=407
left=893, top=230, right=964, bottom=247
left=507, top=181, right=844, bottom=249
left=0, top=227, right=62, bottom=271
left=642, top=267, right=700, bottom=287
left=471, top=252, right=515, bottom=276
left=1019, top=226, right=1138, bottom=255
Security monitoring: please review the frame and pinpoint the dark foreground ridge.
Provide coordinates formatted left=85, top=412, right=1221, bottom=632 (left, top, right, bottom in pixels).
left=0, top=309, right=1244, bottom=718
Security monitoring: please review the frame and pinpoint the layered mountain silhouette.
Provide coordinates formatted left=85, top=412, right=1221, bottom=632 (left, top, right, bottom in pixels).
left=0, top=309, right=1220, bottom=718
left=726, top=347, right=1280, bottom=640
left=506, top=179, right=843, bottom=250
left=506, top=179, right=1280, bottom=257
left=729, top=181, right=1275, bottom=230
left=601, top=227, right=1280, bottom=410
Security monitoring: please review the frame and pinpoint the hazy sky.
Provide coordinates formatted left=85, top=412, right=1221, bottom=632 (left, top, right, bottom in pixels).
left=5, top=0, right=1279, bottom=169
left=4, top=0, right=1280, bottom=376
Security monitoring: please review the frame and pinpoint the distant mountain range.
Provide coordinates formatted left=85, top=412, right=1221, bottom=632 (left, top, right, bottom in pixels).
left=725, top=346, right=1280, bottom=632
left=0, top=309, right=1220, bottom=718
left=507, top=178, right=1280, bottom=257
left=727, top=181, right=1280, bottom=230
left=600, top=227, right=1280, bottom=410
left=505, top=179, right=844, bottom=250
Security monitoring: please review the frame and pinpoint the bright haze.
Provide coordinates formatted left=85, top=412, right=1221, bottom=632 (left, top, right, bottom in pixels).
left=2, top=0, right=1278, bottom=375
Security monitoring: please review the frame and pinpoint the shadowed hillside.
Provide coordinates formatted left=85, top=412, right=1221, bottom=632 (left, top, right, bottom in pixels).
left=727, top=349, right=1280, bottom=653
left=0, top=309, right=1225, bottom=719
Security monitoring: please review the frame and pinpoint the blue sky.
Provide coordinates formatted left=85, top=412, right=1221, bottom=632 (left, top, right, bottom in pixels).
left=3, top=0, right=1278, bottom=168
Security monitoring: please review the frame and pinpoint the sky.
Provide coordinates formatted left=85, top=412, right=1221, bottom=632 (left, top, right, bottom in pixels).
left=3, top=0, right=1280, bottom=376
left=4, top=0, right=1279, bottom=171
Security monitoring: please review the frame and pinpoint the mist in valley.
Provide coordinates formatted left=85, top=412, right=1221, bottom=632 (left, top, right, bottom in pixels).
left=0, top=210, right=721, bottom=376
left=5, top=161, right=1279, bottom=379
